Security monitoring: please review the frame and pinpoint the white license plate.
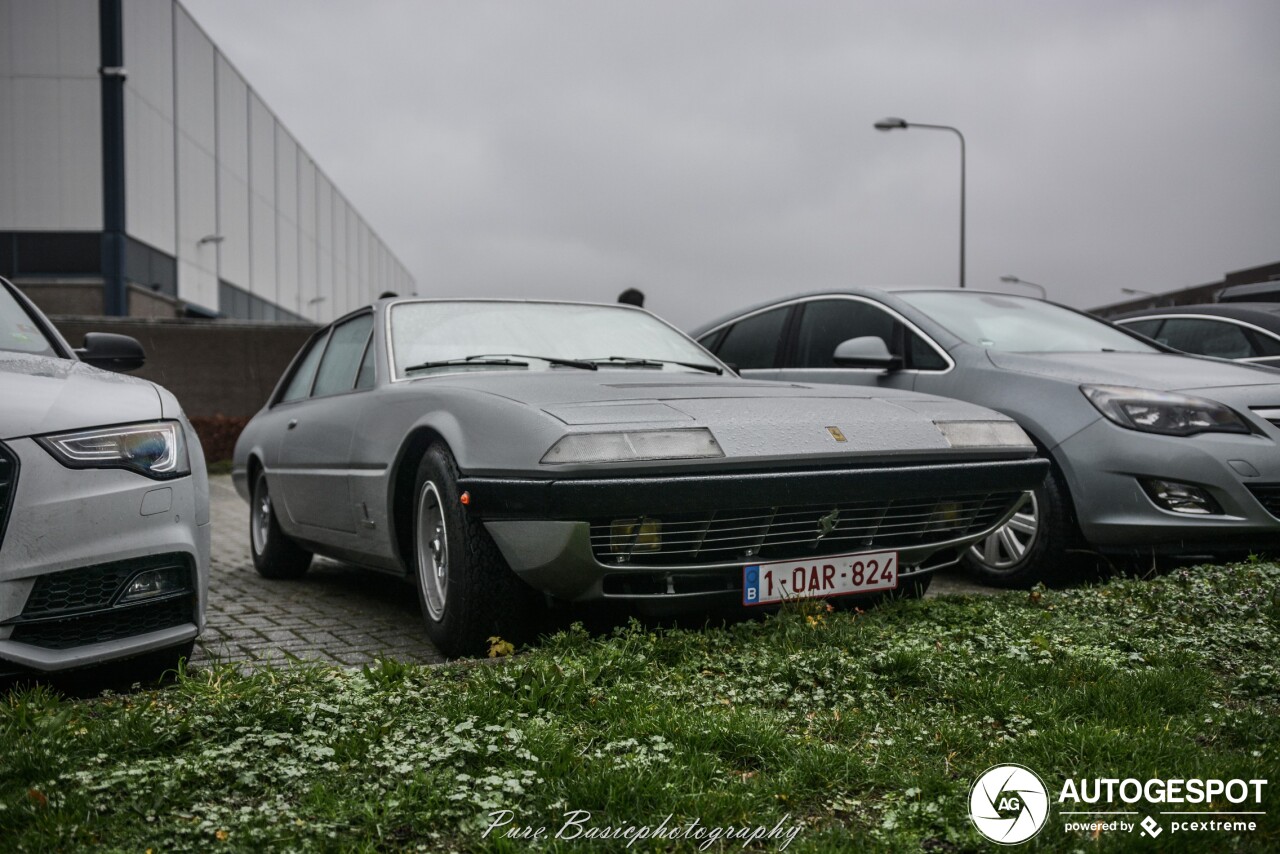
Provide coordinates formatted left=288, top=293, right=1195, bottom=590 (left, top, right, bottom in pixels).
left=742, top=549, right=899, bottom=606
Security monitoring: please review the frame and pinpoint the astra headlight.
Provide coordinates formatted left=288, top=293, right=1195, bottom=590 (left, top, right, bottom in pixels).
left=934, top=420, right=1034, bottom=449
left=541, top=428, right=725, bottom=465
left=37, top=420, right=191, bottom=479
left=1081, top=385, right=1251, bottom=437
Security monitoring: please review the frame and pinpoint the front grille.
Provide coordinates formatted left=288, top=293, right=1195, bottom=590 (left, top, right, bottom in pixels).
left=9, top=555, right=196, bottom=650
left=9, top=597, right=193, bottom=650
left=591, top=491, right=1022, bottom=566
left=1246, top=484, right=1280, bottom=519
left=21, top=555, right=192, bottom=618
left=0, top=441, right=16, bottom=551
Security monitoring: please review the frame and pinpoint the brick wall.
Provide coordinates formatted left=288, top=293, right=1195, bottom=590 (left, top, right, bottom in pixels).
left=49, top=316, right=318, bottom=420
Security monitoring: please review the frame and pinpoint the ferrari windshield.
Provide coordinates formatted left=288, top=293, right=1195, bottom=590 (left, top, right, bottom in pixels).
left=896, top=291, right=1159, bottom=353
left=390, top=301, right=718, bottom=377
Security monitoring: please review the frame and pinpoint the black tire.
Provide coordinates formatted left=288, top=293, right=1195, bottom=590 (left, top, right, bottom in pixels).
left=412, top=444, right=544, bottom=658
left=250, top=469, right=312, bottom=579
left=963, top=467, right=1086, bottom=588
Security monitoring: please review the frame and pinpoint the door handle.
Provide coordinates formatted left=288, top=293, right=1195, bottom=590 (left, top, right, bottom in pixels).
left=287, top=419, right=298, bottom=430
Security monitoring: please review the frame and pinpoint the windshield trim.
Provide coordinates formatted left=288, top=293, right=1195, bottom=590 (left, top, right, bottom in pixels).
left=384, top=298, right=730, bottom=383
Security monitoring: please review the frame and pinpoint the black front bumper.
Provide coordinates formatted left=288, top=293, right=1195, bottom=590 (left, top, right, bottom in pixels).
left=458, top=457, right=1050, bottom=520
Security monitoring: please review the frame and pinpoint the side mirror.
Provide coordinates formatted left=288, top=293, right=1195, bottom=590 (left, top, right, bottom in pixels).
left=832, top=336, right=902, bottom=370
left=76, top=332, right=146, bottom=372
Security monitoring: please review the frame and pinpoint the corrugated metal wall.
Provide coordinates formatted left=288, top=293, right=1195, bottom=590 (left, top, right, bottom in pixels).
left=0, top=0, right=414, bottom=321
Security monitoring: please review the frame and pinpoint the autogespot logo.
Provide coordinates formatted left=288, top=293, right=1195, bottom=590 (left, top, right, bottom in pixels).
left=969, top=764, right=1050, bottom=845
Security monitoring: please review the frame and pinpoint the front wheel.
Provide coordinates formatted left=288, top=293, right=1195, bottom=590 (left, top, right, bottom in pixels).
left=964, top=468, right=1083, bottom=588
left=412, top=444, right=543, bottom=658
left=250, top=469, right=312, bottom=579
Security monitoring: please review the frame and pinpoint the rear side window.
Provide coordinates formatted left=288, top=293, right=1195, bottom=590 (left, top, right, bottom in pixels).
left=279, top=330, right=330, bottom=403
left=715, top=306, right=789, bottom=369
left=1249, top=330, right=1280, bottom=357
left=313, top=313, right=375, bottom=397
left=1158, top=318, right=1252, bottom=360
left=1121, top=319, right=1164, bottom=339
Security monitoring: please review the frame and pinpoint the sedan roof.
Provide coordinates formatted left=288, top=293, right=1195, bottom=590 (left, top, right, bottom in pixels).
left=1115, top=302, right=1280, bottom=333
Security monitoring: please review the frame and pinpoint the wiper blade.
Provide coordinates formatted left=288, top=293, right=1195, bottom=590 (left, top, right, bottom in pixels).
left=404, top=357, right=529, bottom=373
left=586, top=356, right=723, bottom=375
left=470, top=353, right=597, bottom=370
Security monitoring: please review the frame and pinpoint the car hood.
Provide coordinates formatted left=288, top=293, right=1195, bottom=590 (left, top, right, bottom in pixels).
left=421, top=370, right=1028, bottom=460
left=984, top=350, right=1280, bottom=393
left=0, top=351, right=160, bottom=440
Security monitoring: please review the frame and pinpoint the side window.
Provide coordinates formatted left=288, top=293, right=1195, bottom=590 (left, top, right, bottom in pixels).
left=1247, top=329, right=1280, bottom=358
left=697, top=328, right=726, bottom=353
left=1121, top=319, right=1164, bottom=339
left=714, top=306, right=790, bottom=369
left=907, top=332, right=948, bottom=370
left=1158, top=318, right=1252, bottom=360
left=793, top=299, right=898, bottom=368
left=312, top=313, right=375, bottom=397
left=279, top=330, right=330, bottom=403
left=354, top=334, right=376, bottom=390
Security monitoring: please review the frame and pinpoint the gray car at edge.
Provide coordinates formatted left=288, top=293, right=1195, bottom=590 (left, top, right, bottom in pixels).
left=232, top=297, right=1046, bottom=657
left=693, top=288, right=1280, bottom=587
left=0, top=277, right=209, bottom=679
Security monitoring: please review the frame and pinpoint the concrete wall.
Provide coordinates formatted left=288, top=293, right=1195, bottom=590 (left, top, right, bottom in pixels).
left=18, top=278, right=187, bottom=318
left=49, top=315, right=317, bottom=418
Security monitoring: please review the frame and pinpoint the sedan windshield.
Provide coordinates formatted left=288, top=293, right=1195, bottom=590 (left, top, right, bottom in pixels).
left=390, top=301, right=718, bottom=377
left=896, top=291, right=1158, bottom=353
left=0, top=284, right=57, bottom=356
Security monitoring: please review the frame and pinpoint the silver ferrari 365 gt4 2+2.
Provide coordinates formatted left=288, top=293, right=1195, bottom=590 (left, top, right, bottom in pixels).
left=233, top=298, right=1047, bottom=656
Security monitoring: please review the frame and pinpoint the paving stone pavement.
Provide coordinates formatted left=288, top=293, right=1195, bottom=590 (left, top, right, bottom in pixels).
left=193, top=476, right=444, bottom=669
left=195, top=474, right=1000, bottom=670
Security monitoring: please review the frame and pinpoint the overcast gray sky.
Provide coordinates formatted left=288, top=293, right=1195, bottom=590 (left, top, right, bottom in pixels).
left=183, top=0, right=1280, bottom=329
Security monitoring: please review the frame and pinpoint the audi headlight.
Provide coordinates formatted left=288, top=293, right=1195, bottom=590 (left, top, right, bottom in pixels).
left=541, top=428, right=725, bottom=464
left=37, top=421, right=191, bottom=479
left=1081, top=385, right=1250, bottom=437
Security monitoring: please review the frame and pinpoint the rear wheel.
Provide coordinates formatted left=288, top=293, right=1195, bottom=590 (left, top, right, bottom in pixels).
left=412, top=444, right=543, bottom=658
left=250, top=469, right=312, bottom=579
left=964, top=469, right=1084, bottom=588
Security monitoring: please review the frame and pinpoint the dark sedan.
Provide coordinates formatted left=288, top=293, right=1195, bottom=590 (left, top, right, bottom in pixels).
left=1114, top=303, right=1280, bottom=368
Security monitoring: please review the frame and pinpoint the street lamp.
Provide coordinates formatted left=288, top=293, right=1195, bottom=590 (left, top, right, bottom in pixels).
left=1121, top=288, right=1155, bottom=297
left=1000, top=275, right=1047, bottom=299
left=875, top=116, right=966, bottom=288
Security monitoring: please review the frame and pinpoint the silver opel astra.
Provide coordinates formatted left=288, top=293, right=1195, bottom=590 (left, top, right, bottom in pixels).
left=0, top=277, right=209, bottom=679
left=694, top=288, right=1280, bottom=587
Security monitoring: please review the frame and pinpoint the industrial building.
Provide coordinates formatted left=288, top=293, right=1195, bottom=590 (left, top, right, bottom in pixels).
left=0, top=0, right=413, bottom=323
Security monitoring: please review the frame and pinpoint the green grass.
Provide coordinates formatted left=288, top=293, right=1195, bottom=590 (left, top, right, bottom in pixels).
left=205, top=460, right=234, bottom=476
left=2, top=562, right=1278, bottom=852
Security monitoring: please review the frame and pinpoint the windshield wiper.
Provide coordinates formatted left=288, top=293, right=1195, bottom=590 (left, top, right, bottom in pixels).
left=469, top=353, right=597, bottom=370
left=403, top=357, right=529, bottom=373
left=585, top=356, right=723, bottom=375
left=405, top=353, right=597, bottom=374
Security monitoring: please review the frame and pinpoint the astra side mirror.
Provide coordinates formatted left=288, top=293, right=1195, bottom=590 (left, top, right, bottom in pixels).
left=76, top=332, right=147, bottom=372
left=832, top=336, right=903, bottom=371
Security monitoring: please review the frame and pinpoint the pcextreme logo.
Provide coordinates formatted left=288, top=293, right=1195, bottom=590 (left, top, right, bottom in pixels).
left=969, top=764, right=1050, bottom=845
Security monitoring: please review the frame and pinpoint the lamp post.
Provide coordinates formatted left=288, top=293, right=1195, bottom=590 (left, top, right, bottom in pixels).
left=875, top=117, right=966, bottom=288
left=999, top=275, right=1047, bottom=299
